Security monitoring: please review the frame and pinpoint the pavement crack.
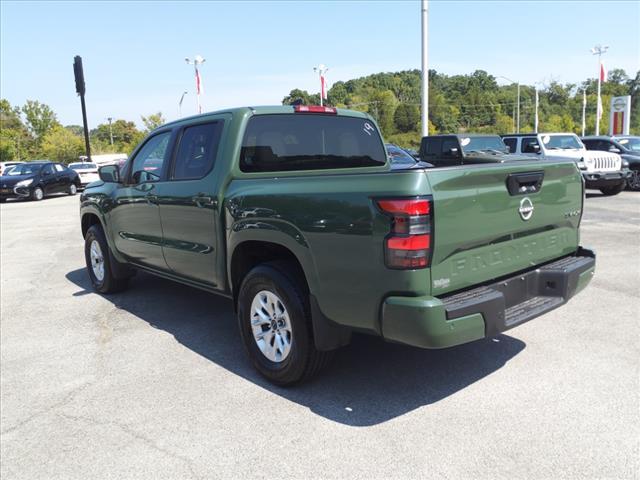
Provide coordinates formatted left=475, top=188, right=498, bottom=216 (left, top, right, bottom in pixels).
left=56, top=413, right=202, bottom=479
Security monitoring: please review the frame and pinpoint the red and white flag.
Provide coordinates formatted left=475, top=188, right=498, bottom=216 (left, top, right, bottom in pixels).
left=195, top=66, right=203, bottom=95
left=320, top=74, right=327, bottom=100
left=600, top=62, right=607, bottom=83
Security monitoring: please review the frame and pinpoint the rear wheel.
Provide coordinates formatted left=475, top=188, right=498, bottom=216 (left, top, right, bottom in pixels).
left=600, top=182, right=626, bottom=196
left=237, top=262, right=332, bottom=385
left=31, top=186, right=44, bottom=201
left=84, top=224, right=130, bottom=294
left=68, top=183, right=77, bottom=195
left=626, top=170, right=640, bottom=191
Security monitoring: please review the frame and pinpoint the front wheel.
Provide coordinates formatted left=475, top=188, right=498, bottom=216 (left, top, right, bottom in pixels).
left=84, top=225, right=130, bottom=294
left=626, top=170, right=640, bottom=191
left=600, top=182, right=626, bottom=196
left=237, top=262, right=332, bottom=385
left=31, top=186, right=44, bottom=201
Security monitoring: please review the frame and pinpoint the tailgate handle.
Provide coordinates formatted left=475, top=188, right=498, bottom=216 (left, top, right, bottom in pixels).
left=506, top=171, right=544, bottom=196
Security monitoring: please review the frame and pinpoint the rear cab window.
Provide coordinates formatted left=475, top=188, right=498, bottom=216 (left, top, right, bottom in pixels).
left=240, top=114, right=386, bottom=172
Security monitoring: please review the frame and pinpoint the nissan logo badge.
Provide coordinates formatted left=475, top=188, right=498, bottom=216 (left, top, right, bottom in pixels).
left=519, top=197, right=534, bottom=221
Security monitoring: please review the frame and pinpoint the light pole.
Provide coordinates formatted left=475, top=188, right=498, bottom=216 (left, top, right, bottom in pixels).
left=421, top=0, right=429, bottom=137
left=107, top=117, right=113, bottom=146
left=185, top=55, right=205, bottom=114
left=498, top=75, right=520, bottom=133
left=581, top=88, right=587, bottom=137
left=590, top=44, right=608, bottom=135
left=178, top=91, right=188, bottom=117
left=313, top=64, right=329, bottom=106
left=534, top=86, right=539, bottom=133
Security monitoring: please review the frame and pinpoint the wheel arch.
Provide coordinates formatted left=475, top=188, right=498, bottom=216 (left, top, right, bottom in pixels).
left=229, top=239, right=350, bottom=352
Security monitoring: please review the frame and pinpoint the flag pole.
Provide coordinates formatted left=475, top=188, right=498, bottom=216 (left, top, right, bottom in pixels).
left=591, top=44, right=608, bottom=135
left=186, top=55, right=206, bottom=114
left=313, top=65, right=328, bottom=106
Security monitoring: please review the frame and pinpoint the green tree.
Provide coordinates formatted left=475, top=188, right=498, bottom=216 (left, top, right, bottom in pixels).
left=393, top=103, right=419, bottom=133
left=40, top=125, right=85, bottom=164
left=141, top=112, right=165, bottom=133
left=368, top=90, right=398, bottom=137
left=21, top=100, right=58, bottom=141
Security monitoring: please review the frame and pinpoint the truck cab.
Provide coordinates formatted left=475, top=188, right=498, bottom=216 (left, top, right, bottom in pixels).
left=419, top=134, right=528, bottom=167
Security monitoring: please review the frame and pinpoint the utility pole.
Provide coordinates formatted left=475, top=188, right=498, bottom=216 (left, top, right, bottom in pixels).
left=581, top=89, right=587, bottom=137
left=73, top=56, right=91, bottom=161
left=591, top=44, right=608, bottom=135
left=498, top=76, right=520, bottom=133
left=421, top=0, right=429, bottom=137
left=313, top=65, right=329, bottom=106
left=107, top=117, right=113, bottom=145
left=185, top=55, right=205, bottom=114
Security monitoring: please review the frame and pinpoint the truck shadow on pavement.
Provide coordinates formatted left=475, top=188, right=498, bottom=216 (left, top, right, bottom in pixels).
left=66, top=268, right=526, bottom=427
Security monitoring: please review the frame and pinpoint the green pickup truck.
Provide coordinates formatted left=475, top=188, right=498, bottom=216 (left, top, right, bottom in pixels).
left=80, top=105, right=595, bottom=385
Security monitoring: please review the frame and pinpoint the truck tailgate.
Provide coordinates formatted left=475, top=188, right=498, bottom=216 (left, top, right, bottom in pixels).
left=426, top=161, right=583, bottom=296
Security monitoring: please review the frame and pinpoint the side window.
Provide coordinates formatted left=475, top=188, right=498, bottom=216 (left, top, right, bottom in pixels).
left=42, top=164, right=55, bottom=175
left=522, top=137, right=539, bottom=153
left=503, top=137, right=517, bottom=153
left=54, top=164, right=65, bottom=172
left=441, top=138, right=459, bottom=155
left=130, top=132, right=171, bottom=184
left=172, top=122, right=223, bottom=180
left=425, top=138, right=442, bottom=156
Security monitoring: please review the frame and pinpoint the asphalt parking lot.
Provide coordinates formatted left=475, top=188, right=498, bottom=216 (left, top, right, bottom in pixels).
left=1, top=191, right=638, bottom=479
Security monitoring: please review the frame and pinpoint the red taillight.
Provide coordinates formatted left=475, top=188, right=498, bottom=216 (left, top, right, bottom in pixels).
left=377, top=198, right=432, bottom=269
left=293, top=105, right=337, bottom=114
left=377, top=199, right=430, bottom=216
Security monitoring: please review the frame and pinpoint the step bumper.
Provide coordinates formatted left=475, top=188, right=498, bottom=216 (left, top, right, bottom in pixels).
left=381, top=248, right=596, bottom=349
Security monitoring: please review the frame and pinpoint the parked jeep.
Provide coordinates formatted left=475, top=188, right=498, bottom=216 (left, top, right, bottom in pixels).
left=501, top=133, right=629, bottom=196
left=80, top=106, right=595, bottom=385
left=582, top=135, right=640, bottom=191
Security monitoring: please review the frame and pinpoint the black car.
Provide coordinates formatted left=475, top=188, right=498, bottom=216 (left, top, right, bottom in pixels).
left=0, top=161, right=81, bottom=202
left=385, top=143, right=433, bottom=170
left=582, top=136, right=640, bottom=191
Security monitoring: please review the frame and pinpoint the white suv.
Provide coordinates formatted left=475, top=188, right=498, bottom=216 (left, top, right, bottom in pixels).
left=502, top=133, right=628, bottom=196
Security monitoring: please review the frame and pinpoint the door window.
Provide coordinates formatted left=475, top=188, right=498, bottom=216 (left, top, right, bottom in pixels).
left=521, top=137, right=539, bottom=153
left=503, top=137, right=517, bottom=153
left=130, top=132, right=171, bottom=184
left=42, top=164, right=55, bottom=175
left=54, top=164, right=65, bottom=172
left=172, top=122, right=224, bottom=180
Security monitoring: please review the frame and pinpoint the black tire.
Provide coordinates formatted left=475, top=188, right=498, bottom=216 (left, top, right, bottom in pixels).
left=84, top=224, right=130, bottom=294
left=600, top=182, right=626, bottom=196
left=237, top=261, right=333, bottom=386
left=68, top=183, right=78, bottom=195
left=30, top=186, right=44, bottom=201
left=626, top=170, right=640, bottom=191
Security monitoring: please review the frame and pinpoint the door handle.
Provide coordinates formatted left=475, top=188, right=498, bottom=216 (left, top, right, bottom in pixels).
left=192, top=194, right=216, bottom=208
left=146, top=193, right=158, bottom=204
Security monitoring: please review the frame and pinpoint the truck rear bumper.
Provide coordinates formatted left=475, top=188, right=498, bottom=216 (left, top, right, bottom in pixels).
left=381, top=248, right=596, bottom=349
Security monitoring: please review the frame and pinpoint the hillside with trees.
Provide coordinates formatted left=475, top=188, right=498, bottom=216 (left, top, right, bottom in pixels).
left=283, top=68, right=640, bottom=148
left=2, top=68, right=637, bottom=162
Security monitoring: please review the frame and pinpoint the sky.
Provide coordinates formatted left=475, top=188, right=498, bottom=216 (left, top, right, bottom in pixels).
left=1, top=0, right=639, bottom=129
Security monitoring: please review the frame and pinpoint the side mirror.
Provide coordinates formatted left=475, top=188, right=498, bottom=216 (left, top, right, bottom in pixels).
left=609, top=146, right=621, bottom=153
left=445, top=147, right=460, bottom=157
left=99, top=164, right=120, bottom=183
